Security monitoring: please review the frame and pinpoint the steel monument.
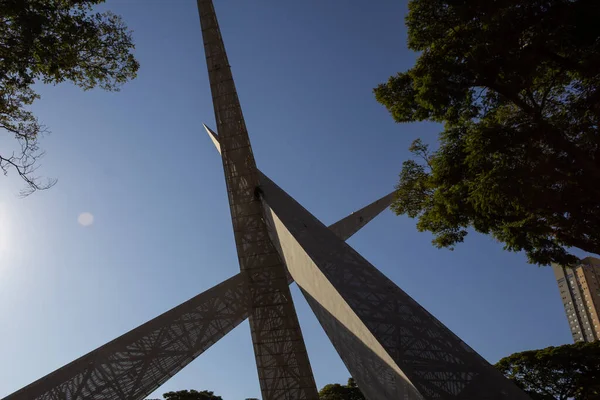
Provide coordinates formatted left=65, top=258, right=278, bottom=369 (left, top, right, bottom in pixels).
left=3, top=1, right=531, bottom=399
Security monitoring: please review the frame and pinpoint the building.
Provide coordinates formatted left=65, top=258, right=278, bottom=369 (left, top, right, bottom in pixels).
left=553, top=257, right=600, bottom=342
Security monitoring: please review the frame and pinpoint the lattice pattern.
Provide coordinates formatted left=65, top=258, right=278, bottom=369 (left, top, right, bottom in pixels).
left=4, top=0, right=531, bottom=397
left=203, top=124, right=394, bottom=246
left=196, top=1, right=319, bottom=399
left=301, top=288, right=421, bottom=400
left=4, top=275, right=248, bottom=400
left=259, top=172, right=530, bottom=400
left=3, top=187, right=392, bottom=400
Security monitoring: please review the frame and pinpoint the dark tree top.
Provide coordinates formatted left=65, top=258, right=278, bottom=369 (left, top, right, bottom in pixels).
left=318, top=378, right=365, bottom=400
left=162, top=389, right=223, bottom=400
left=375, top=0, right=600, bottom=265
left=0, top=0, right=139, bottom=195
left=495, top=341, right=600, bottom=399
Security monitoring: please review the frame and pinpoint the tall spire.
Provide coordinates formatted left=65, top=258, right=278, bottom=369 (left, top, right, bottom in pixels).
left=195, top=2, right=319, bottom=399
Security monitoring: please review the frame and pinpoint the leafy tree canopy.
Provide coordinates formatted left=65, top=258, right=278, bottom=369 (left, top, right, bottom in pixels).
left=318, top=378, right=365, bottom=400
left=375, top=0, right=600, bottom=265
left=0, top=0, right=138, bottom=195
left=162, top=389, right=223, bottom=400
left=153, top=379, right=364, bottom=400
left=495, top=341, right=600, bottom=399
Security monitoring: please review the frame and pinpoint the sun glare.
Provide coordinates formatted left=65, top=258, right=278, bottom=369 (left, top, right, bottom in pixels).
left=78, top=212, right=94, bottom=227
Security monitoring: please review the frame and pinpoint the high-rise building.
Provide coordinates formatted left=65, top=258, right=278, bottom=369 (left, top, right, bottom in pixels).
left=553, top=257, right=600, bottom=342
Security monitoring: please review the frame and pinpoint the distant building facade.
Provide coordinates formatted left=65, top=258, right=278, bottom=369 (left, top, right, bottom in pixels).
left=553, top=257, right=600, bottom=342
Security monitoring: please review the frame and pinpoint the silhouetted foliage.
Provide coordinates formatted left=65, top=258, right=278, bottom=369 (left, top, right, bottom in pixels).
left=162, top=389, right=223, bottom=400
left=375, top=0, right=600, bottom=265
left=145, top=379, right=365, bottom=400
left=495, top=341, right=600, bottom=399
left=319, top=378, right=365, bottom=400
left=0, top=0, right=138, bottom=195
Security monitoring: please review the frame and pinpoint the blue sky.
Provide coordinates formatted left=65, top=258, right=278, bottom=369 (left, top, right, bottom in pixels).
left=0, top=0, right=579, bottom=399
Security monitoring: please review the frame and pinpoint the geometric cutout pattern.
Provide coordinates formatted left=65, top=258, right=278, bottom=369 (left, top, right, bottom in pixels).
left=2, top=187, right=391, bottom=400
left=196, top=0, right=318, bottom=398
left=3, top=275, right=248, bottom=400
left=3, top=1, right=533, bottom=399
left=2, top=188, right=391, bottom=400
left=259, top=172, right=531, bottom=399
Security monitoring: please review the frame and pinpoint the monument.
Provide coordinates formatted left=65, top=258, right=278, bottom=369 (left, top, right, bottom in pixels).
left=2, top=1, right=531, bottom=399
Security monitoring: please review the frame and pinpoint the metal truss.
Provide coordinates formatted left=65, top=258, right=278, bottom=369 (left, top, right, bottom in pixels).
left=3, top=0, right=532, bottom=399
left=202, top=124, right=394, bottom=247
left=197, top=0, right=318, bottom=398
left=3, top=275, right=249, bottom=400
left=3, top=124, right=391, bottom=400
left=2, top=190, right=391, bottom=400
left=259, top=172, right=530, bottom=399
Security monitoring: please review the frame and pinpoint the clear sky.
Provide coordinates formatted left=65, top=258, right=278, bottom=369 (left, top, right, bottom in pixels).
left=0, top=1, right=581, bottom=399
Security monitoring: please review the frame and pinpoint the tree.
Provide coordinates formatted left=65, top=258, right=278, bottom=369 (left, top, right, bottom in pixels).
left=162, top=389, right=223, bottom=400
left=495, top=341, right=600, bottom=399
left=319, top=378, right=365, bottom=400
left=1, top=0, right=139, bottom=195
left=374, top=0, right=600, bottom=265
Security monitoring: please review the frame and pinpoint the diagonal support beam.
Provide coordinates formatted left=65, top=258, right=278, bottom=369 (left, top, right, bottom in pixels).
left=2, top=0, right=527, bottom=397
left=203, top=123, right=394, bottom=244
left=327, top=192, right=394, bottom=241
left=2, top=275, right=249, bottom=400
left=202, top=119, right=523, bottom=399
left=196, top=1, right=319, bottom=398
left=2, top=188, right=392, bottom=400
left=258, top=172, right=532, bottom=400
